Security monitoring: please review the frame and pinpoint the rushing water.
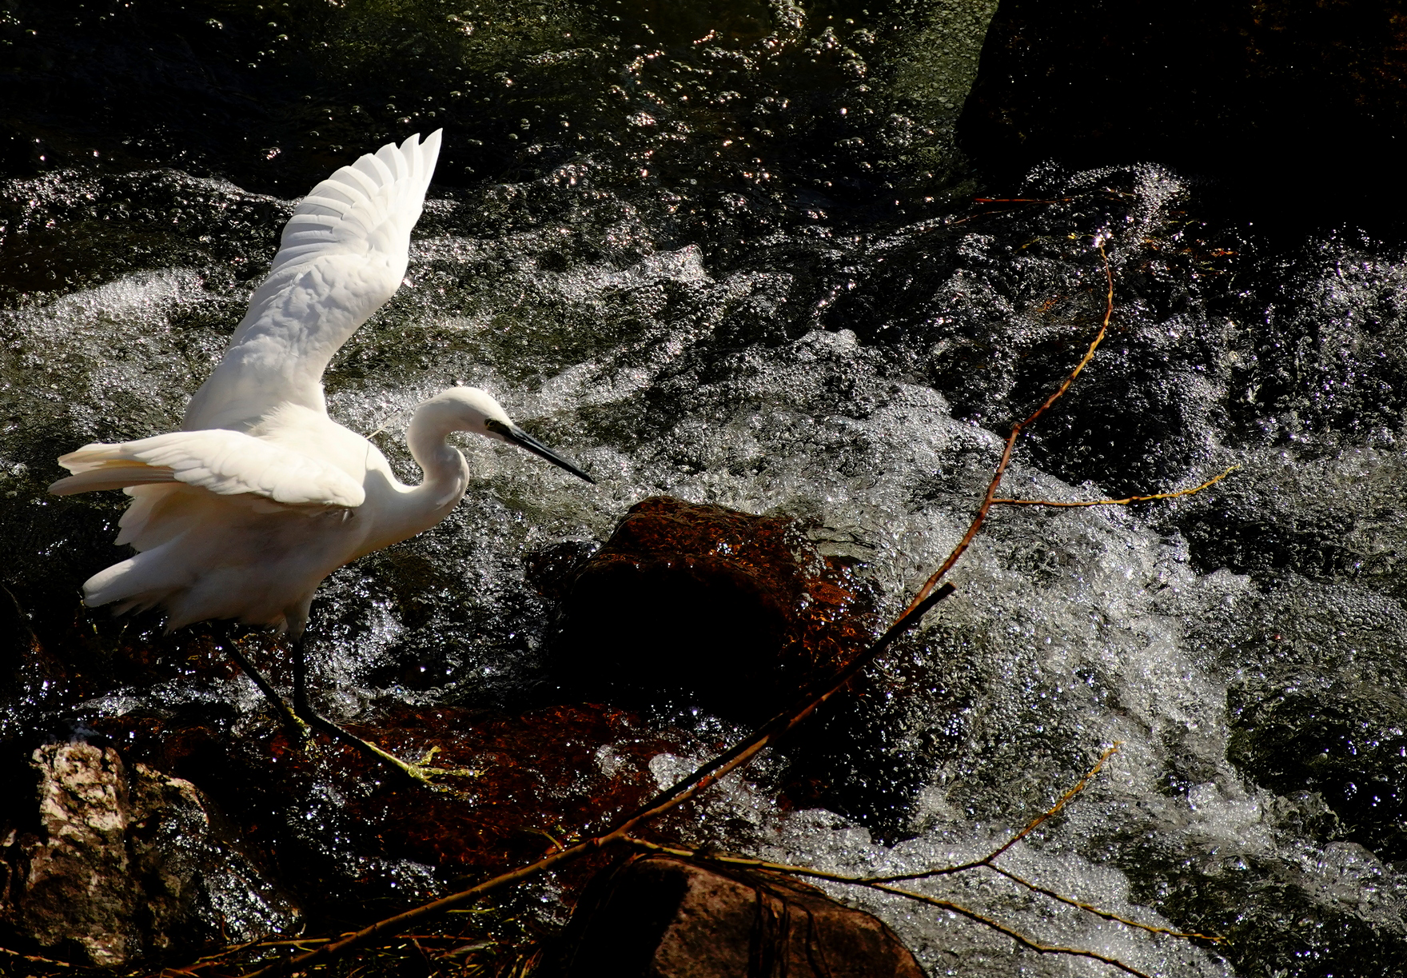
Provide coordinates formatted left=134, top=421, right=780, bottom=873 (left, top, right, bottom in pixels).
left=4, top=2, right=1407, bottom=975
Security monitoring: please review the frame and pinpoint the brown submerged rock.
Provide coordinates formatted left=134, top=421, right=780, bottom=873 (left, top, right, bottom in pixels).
left=555, top=496, right=879, bottom=717
left=543, top=854, right=926, bottom=978
left=76, top=701, right=692, bottom=917
left=343, top=703, right=686, bottom=872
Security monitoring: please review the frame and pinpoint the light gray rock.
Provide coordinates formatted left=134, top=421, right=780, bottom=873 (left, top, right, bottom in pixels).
left=1, top=743, right=299, bottom=967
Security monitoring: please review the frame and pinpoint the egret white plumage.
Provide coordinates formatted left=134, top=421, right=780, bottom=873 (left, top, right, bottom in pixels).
left=50, top=132, right=593, bottom=779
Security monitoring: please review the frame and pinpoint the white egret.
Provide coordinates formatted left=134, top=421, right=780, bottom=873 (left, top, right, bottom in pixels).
left=50, top=132, right=593, bottom=780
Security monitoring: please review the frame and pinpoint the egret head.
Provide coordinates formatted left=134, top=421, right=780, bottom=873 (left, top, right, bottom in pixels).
left=432, top=386, right=595, bottom=484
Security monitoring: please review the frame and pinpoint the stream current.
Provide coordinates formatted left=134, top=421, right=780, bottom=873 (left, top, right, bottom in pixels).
left=3, top=2, right=1406, bottom=975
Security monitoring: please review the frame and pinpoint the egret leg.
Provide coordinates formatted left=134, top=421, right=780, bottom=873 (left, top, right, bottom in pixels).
left=289, top=635, right=440, bottom=786
left=223, top=640, right=311, bottom=741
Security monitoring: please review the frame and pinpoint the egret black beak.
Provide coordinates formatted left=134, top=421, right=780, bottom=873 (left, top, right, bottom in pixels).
left=489, top=420, right=596, bottom=484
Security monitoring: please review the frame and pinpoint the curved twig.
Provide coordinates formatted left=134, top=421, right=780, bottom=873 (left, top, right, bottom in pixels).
left=985, top=865, right=1222, bottom=942
left=616, top=741, right=1219, bottom=972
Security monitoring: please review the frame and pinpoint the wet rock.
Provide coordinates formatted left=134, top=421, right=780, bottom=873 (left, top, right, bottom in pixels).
left=958, top=0, right=1407, bottom=227
left=543, top=854, right=926, bottom=978
left=1229, top=669, right=1407, bottom=859
left=554, top=497, right=878, bottom=718
left=550, top=497, right=935, bottom=841
left=343, top=703, right=686, bottom=874
left=82, top=702, right=689, bottom=921
left=4, top=744, right=135, bottom=966
left=0, top=742, right=299, bottom=967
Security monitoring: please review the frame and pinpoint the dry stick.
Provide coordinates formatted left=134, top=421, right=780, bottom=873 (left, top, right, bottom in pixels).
left=0, top=945, right=76, bottom=969
left=971, top=196, right=1078, bottom=205
left=992, top=465, right=1238, bottom=508
left=860, top=882, right=1155, bottom=978
left=239, top=245, right=1119, bottom=978
left=969, top=740, right=1120, bottom=866
left=868, top=745, right=1217, bottom=942
left=184, top=937, right=332, bottom=971
left=618, top=832, right=1206, bottom=944
left=901, top=245, right=1116, bottom=619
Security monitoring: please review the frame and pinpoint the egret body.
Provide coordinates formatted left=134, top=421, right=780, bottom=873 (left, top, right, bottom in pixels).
left=50, top=133, right=592, bottom=776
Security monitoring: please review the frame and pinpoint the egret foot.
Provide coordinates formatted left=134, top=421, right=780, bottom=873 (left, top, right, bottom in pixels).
left=225, top=634, right=432, bottom=783
left=294, top=708, right=443, bottom=785
left=288, top=637, right=455, bottom=787
left=414, top=745, right=481, bottom=780
left=225, top=633, right=466, bottom=785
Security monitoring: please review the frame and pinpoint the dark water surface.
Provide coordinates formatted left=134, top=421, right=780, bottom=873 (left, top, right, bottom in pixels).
left=4, top=2, right=1407, bottom=975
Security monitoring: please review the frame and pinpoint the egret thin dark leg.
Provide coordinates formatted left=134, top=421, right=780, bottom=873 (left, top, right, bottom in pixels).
left=223, top=638, right=310, bottom=740
left=289, top=635, right=438, bottom=785
left=292, top=634, right=312, bottom=720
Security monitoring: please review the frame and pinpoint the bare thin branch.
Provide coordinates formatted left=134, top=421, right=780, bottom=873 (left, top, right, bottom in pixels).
left=864, top=882, right=1154, bottom=978
left=971, top=196, right=1078, bottom=204
left=992, top=466, right=1238, bottom=508
left=900, top=245, right=1116, bottom=619
left=986, top=865, right=1222, bottom=942
left=622, top=741, right=1218, bottom=945
left=987, top=742, right=1122, bottom=861
left=616, top=837, right=1154, bottom=978
left=855, top=743, right=1120, bottom=884
left=0, top=945, right=77, bottom=969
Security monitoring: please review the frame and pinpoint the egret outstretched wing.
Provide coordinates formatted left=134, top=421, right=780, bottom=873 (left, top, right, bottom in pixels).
left=182, top=130, right=443, bottom=432
left=51, top=429, right=366, bottom=508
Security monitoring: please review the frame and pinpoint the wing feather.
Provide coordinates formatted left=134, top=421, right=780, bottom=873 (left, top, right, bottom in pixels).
left=182, top=130, right=443, bottom=432
left=50, top=430, right=366, bottom=508
left=339, top=163, right=386, bottom=203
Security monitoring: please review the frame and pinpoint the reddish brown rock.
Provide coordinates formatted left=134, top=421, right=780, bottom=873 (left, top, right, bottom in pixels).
left=344, top=703, right=687, bottom=872
left=555, top=496, right=878, bottom=717
left=81, top=701, right=693, bottom=913
left=543, top=854, right=926, bottom=978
